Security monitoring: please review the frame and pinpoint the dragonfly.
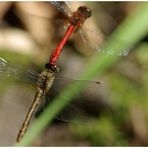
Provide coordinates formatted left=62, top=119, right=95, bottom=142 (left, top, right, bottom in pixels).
left=0, top=57, right=58, bottom=142
left=50, top=1, right=134, bottom=57
left=49, top=2, right=92, bottom=65
left=0, top=57, right=101, bottom=143
left=17, top=1, right=132, bottom=59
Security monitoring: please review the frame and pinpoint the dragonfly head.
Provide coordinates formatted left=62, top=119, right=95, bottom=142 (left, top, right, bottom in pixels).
left=45, top=63, right=59, bottom=73
left=78, top=6, right=92, bottom=18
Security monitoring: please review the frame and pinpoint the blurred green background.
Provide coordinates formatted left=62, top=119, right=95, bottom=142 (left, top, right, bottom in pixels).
left=0, top=1, right=148, bottom=146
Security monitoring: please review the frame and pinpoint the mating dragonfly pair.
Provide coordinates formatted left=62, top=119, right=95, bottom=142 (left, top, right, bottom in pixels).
left=1, top=2, right=95, bottom=143
left=0, top=1, right=131, bottom=143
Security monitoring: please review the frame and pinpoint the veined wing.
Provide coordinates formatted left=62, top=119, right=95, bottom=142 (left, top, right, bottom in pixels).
left=50, top=1, right=73, bottom=18
left=0, top=57, right=39, bottom=83
left=37, top=76, right=103, bottom=123
left=76, top=26, right=133, bottom=57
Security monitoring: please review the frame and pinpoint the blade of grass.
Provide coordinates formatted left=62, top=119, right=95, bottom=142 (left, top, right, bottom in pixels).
left=16, top=3, right=148, bottom=146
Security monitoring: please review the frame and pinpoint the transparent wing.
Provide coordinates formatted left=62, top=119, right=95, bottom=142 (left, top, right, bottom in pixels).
left=76, top=26, right=133, bottom=57
left=50, top=1, right=73, bottom=18
left=0, top=57, right=39, bottom=83
left=37, top=76, right=103, bottom=123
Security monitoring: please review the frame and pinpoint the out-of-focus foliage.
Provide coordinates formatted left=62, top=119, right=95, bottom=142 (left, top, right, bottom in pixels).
left=69, top=42, right=148, bottom=146
left=0, top=2, right=148, bottom=146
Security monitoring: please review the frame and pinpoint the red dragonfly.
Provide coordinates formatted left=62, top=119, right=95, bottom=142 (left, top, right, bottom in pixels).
left=49, top=1, right=92, bottom=66
left=49, top=1, right=132, bottom=64
left=17, top=1, right=131, bottom=62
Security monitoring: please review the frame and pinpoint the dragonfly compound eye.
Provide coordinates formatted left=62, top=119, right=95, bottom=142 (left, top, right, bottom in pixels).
left=78, top=6, right=92, bottom=18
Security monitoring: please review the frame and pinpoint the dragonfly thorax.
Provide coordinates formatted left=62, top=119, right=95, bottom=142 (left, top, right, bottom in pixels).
left=36, top=67, right=56, bottom=92
left=70, top=6, right=91, bottom=32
